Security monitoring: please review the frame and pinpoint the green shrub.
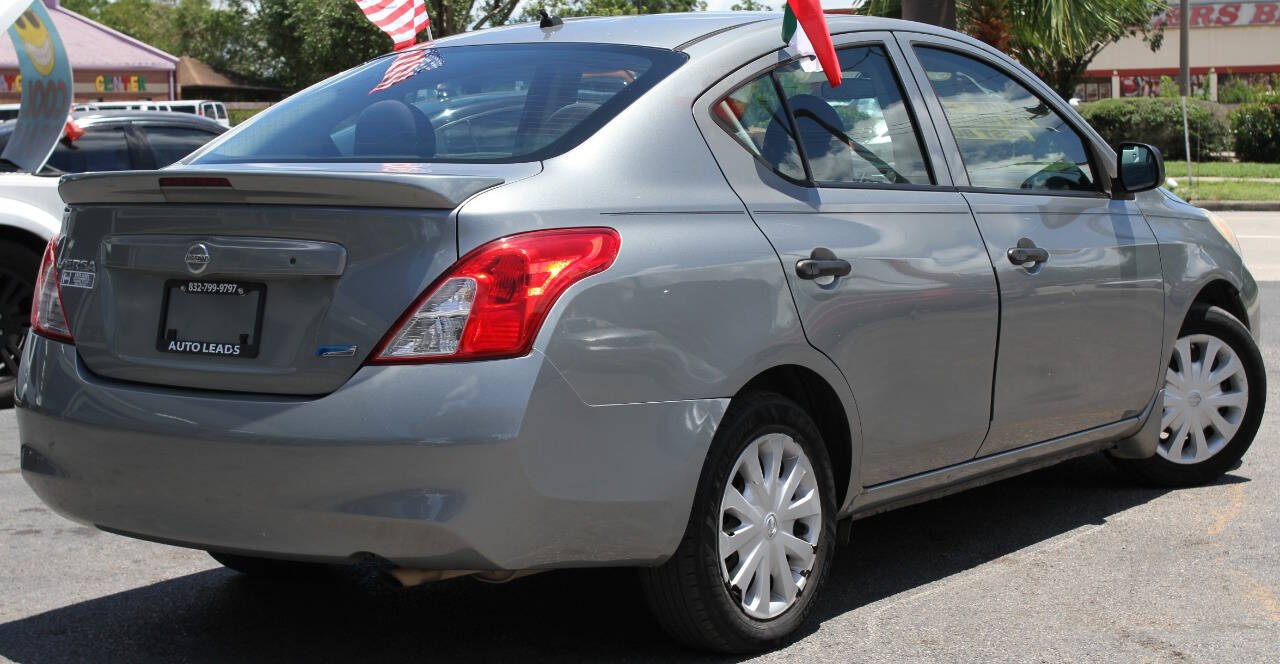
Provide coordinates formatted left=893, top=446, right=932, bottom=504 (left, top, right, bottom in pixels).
left=1078, top=98, right=1231, bottom=161
left=227, top=108, right=264, bottom=126
left=1218, top=77, right=1277, bottom=104
left=1230, top=101, right=1280, bottom=163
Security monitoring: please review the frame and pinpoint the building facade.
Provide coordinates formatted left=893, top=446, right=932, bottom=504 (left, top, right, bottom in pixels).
left=1080, top=0, right=1280, bottom=101
left=0, top=0, right=177, bottom=104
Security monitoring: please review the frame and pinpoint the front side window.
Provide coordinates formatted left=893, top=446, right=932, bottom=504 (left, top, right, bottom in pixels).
left=192, top=43, right=685, bottom=165
left=914, top=47, right=1097, bottom=193
left=714, top=45, right=932, bottom=186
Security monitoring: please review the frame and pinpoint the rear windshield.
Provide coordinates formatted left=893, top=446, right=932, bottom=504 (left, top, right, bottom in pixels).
left=191, top=43, right=686, bottom=165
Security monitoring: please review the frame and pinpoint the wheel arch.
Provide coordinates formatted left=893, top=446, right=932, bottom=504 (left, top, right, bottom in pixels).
left=1190, top=278, right=1249, bottom=331
left=736, top=364, right=855, bottom=510
left=0, top=223, right=50, bottom=256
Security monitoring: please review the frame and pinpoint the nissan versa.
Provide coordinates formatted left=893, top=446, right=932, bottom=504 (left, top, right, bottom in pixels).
left=14, top=12, right=1265, bottom=653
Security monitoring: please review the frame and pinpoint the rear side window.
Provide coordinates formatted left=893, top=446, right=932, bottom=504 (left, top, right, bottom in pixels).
left=140, top=125, right=221, bottom=167
left=714, top=46, right=932, bottom=186
left=47, top=126, right=131, bottom=172
left=713, top=74, right=807, bottom=181
left=914, top=47, right=1097, bottom=193
left=192, top=43, right=686, bottom=165
left=215, top=103, right=228, bottom=119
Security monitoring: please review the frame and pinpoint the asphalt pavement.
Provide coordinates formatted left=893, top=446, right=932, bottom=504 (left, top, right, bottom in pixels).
left=1, top=212, right=1277, bottom=662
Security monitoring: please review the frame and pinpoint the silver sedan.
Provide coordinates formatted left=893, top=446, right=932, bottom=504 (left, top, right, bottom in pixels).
left=15, top=12, right=1264, bottom=653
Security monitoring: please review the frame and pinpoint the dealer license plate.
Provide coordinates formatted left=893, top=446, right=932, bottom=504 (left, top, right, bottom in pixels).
left=156, top=280, right=265, bottom=358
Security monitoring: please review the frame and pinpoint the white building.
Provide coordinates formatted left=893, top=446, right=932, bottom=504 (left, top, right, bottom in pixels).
left=1079, top=0, right=1280, bottom=101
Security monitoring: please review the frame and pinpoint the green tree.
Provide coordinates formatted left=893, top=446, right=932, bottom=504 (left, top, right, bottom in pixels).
left=65, top=0, right=530, bottom=91
left=730, top=0, right=773, bottom=10
left=64, top=0, right=268, bottom=85
left=857, top=0, right=1168, bottom=100
left=253, top=0, right=390, bottom=90
left=1007, top=0, right=1166, bottom=99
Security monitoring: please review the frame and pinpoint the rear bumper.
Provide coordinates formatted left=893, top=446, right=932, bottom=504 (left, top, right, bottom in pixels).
left=15, top=335, right=725, bottom=569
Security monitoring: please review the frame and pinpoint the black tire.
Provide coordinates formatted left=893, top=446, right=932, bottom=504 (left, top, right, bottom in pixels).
left=1111, top=305, right=1265, bottom=487
left=0, top=241, right=40, bottom=409
left=639, top=391, right=837, bottom=654
left=208, top=551, right=330, bottom=578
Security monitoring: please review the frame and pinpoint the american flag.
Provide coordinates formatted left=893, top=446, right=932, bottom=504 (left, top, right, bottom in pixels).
left=369, top=43, right=445, bottom=94
left=356, top=0, right=430, bottom=51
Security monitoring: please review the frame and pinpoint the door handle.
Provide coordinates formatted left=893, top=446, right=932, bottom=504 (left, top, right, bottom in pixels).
left=796, top=247, right=852, bottom=280
left=1007, top=238, right=1049, bottom=266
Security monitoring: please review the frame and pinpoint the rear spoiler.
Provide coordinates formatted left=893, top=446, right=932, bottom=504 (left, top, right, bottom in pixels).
left=58, top=169, right=512, bottom=209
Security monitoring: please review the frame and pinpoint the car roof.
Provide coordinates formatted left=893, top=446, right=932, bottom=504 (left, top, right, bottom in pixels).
left=0, top=110, right=225, bottom=135
left=426, top=12, right=956, bottom=51
left=429, top=12, right=767, bottom=50
left=83, top=111, right=229, bottom=131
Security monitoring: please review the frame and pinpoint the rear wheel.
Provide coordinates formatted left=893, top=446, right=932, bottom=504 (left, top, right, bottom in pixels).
left=640, top=391, right=836, bottom=653
left=1112, top=305, right=1265, bottom=486
left=0, top=241, right=39, bottom=408
left=208, top=551, right=329, bottom=578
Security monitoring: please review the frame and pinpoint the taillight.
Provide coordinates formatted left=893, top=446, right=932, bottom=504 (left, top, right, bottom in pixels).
left=30, top=235, right=73, bottom=343
left=371, top=227, right=621, bottom=363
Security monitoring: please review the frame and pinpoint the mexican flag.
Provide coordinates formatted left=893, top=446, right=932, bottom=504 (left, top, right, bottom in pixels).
left=782, top=0, right=842, bottom=88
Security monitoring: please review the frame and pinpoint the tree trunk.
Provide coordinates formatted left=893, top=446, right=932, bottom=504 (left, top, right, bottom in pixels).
left=901, top=0, right=956, bottom=29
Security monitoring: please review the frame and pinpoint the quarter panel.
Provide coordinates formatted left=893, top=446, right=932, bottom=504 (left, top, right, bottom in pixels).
left=454, top=56, right=866, bottom=506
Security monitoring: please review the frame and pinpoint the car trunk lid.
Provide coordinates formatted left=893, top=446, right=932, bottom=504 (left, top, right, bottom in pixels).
left=55, top=164, right=538, bottom=395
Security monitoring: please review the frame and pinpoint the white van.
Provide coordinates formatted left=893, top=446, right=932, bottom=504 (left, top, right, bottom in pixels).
left=85, top=100, right=230, bottom=127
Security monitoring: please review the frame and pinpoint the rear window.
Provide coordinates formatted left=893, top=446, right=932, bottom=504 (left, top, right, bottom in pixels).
left=191, top=43, right=685, bottom=165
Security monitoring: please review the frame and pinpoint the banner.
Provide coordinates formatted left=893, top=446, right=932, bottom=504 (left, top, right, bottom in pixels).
left=1154, top=2, right=1280, bottom=28
left=2, top=0, right=73, bottom=172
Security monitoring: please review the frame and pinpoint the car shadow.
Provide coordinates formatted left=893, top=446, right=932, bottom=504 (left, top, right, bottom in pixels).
left=0, top=453, right=1249, bottom=663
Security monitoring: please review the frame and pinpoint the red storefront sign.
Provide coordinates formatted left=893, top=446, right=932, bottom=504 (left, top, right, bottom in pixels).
left=1155, top=2, right=1280, bottom=27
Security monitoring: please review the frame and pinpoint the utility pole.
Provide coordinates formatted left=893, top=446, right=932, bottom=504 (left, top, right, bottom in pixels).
left=1179, top=0, right=1192, bottom=183
left=1179, top=0, right=1190, bottom=94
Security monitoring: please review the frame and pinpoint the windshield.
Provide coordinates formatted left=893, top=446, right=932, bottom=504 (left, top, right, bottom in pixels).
left=192, top=43, right=686, bottom=165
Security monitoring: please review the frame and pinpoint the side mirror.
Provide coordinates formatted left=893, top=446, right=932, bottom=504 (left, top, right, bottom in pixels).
left=1115, top=142, right=1164, bottom=196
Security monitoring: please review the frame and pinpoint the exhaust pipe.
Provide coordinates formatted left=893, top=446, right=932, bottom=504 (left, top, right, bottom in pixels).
left=385, top=568, right=543, bottom=588
left=386, top=568, right=476, bottom=587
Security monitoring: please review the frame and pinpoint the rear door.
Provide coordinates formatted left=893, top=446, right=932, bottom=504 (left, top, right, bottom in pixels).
left=46, top=123, right=135, bottom=173
left=899, top=34, right=1165, bottom=455
left=696, top=34, right=1000, bottom=484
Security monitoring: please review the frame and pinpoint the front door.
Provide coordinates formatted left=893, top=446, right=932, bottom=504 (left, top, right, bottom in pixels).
left=696, top=36, right=1000, bottom=484
left=901, top=35, right=1165, bottom=456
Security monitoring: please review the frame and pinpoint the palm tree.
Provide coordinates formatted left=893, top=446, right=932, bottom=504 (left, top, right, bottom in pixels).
left=857, top=0, right=1168, bottom=100
left=902, top=0, right=955, bottom=28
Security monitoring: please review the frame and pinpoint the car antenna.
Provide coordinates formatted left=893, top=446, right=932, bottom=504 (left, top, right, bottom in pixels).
left=539, top=9, right=563, bottom=28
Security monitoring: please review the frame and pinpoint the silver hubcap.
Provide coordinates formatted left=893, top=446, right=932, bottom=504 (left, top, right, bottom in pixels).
left=718, top=433, right=821, bottom=620
left=1160, top=333, right=1249, bottom=464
